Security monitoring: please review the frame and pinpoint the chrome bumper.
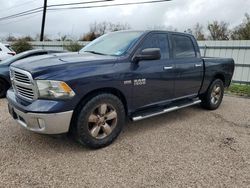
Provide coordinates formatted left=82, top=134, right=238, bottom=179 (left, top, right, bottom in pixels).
left=8, top=104, right=73, bottom=134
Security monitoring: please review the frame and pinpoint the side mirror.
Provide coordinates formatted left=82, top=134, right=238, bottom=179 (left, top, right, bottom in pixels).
left=133, top=48, right=161, bottom=63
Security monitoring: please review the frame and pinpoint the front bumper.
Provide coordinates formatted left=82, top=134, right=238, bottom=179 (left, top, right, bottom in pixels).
left=7, top=89, right=73, bottom=134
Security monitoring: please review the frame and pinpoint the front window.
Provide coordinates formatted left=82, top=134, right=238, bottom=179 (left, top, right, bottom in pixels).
left=80, top=31, right=143, bottom=56
left=139, top=33, right=170, bottom=59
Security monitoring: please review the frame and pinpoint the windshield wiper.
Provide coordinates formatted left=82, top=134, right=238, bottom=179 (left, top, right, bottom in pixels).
left=84, top=50, right=107, bottom=55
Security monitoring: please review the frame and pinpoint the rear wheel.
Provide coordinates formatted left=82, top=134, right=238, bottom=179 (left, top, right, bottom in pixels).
left=72, top=93, right=125, bottom=149
left=200, top=79, right=224, bottom=110
left=0, top=79, right=9, bottom=98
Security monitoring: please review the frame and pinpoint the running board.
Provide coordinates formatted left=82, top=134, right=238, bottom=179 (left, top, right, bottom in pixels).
left=132, top=99, right=201, bottom=121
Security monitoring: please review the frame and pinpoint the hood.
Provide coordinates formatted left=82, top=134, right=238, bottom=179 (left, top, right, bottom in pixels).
left=11, top=52, right=118, bottom=78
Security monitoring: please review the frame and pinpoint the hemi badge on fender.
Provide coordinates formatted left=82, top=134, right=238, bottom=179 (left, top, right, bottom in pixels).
left=124, top=80, right=132, bottom=85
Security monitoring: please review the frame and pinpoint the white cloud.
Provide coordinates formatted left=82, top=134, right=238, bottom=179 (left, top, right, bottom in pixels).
left=0, top=0, right=249, bottom=39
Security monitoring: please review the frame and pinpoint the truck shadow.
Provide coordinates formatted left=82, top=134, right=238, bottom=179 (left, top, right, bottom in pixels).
left=10, top=105, right=204, bottom=153
left=123, top=105, right=202, bottom=136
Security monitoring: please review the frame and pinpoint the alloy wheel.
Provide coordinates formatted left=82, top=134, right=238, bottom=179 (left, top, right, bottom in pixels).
left=87, top=103, right=117, bottom=139
left=210, top=84, right=221, bottom=105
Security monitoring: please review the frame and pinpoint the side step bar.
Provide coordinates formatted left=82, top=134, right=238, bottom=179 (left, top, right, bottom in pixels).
left=132, top=99, right=201, bottom=121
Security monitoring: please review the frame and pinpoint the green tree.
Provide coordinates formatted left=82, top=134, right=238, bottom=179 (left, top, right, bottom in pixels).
left=11, top=39, right=33, bottom=54
left=207, top=21, right=229, bottom=40
left=231, top=13, right=250, bottom=40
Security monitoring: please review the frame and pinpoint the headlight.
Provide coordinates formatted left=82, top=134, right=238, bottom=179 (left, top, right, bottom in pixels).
left=36, top=80, right=75, bottom=99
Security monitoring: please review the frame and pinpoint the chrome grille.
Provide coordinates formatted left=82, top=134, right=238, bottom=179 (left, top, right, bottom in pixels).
left=10, top=67, right=36, bottom=101
left=16, top=85, right=34, bottom=98
left=13, top=71, right=31, bottom=84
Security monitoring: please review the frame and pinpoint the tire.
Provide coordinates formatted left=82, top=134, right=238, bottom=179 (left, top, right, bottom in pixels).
left=0, top=79, right=9, bottom=98
left=200, top=79, right=224, bottom=110
left=72, top=93, right=125, bottom=149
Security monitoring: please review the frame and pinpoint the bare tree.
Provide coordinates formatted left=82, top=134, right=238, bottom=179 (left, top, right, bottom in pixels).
left=207, top=21, right=230, bottom=40
left=80, top=22, right=131, bottom=41
left=56, top=33, right=69, bottom=41
left=34, top=34, right=51, bottom=41
left=193, top=23, right=206, bottom=40
left=109, top=22, right=131, bottom=31
left=6, top=35, right=17, bottom=42
left=22, top=36, right=34, bottom=41
left=184, top=28, right=193, bottom=35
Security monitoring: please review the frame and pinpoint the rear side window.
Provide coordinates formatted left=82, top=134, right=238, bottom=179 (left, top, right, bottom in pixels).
left=172, top=35, right=196, bottom=58
left=140, top=33, right=169, bottom=59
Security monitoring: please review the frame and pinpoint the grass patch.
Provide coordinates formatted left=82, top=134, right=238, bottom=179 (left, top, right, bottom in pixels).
left=226, top=83, right=250, bottom=97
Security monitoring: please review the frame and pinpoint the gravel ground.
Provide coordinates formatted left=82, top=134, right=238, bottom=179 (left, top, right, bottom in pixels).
left=0, top=96, right=250, bottom=187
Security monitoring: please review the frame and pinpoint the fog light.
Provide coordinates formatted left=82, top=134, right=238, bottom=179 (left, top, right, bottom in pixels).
left=37, top=118, right=46, bottom=129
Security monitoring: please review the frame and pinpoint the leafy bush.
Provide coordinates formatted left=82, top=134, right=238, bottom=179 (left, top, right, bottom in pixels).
left=65, top=41, right=83, bottom=52
left=11, top=39, right=33, bottom=54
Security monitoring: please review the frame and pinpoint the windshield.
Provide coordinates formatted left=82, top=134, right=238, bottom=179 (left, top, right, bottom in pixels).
left=80, top=31, right=143, bottom=56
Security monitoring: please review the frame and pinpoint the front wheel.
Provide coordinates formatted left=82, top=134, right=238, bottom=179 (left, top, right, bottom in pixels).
left=200, top=79, right=224, bottom=110
left=72, top=93, right=125, bottom=149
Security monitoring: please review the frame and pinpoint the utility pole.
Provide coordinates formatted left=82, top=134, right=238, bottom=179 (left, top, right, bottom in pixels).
left=40, top=0, right=47, bottom=41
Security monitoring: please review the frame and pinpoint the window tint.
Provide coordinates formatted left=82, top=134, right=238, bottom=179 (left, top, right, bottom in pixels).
left=141, top=33, right=169, bottom=59
left=172, top=35, right=196, bottom=58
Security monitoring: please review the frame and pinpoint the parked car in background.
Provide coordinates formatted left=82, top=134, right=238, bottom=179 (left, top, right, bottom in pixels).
left=0, top=49, right=63, bottom=98
left=0, top=43, right=16, bottom=61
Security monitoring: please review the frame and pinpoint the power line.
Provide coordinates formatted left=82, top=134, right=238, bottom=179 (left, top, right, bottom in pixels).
left=0, top=0, right=172, bottom=41
left=0, top=12, right=41, bottom=26
left=0, top=7, right=43, bottom=21
left=48, top=0, right=171, bottom=11
left=0, top=0, right=115, bottom=21
left=48, top=0, right=115, bottom=8
left=0, top=0, right=39, bottom=12
left=0, top=0, right=171, bottom=22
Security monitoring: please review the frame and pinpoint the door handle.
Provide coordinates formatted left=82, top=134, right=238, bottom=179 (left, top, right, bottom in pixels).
left=163, top=66, right=173, bottom=70
left=195, top=64, right=202, bottom=67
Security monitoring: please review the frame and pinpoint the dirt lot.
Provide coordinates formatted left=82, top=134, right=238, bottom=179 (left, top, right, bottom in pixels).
left=0, top=96, right=250, bottom=187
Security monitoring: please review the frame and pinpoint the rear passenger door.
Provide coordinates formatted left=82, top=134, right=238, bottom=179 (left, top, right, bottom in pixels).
left=171, top=34, right=203, bottom=98
left=132, top=32, right=175, bottom=109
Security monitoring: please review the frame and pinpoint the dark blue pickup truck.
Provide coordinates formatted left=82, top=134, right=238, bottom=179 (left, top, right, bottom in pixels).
left=7, top=30, right=234, bottom=148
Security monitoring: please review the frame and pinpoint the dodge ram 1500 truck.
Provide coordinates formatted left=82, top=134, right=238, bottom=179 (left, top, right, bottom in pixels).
left=7, top=30, right=235, bottom=148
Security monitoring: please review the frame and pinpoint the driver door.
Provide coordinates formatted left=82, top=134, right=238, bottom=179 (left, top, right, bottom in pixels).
left=131, top=32, right=175, bottom=110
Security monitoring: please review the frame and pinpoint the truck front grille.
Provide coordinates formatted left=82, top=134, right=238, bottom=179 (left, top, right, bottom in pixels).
left=10, top=67, right=36, bottom=101
left=13, top=71, right=31, bottom=84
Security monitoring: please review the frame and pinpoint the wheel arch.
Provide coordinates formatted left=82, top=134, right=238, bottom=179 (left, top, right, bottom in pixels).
left=78, top=87, right=128, bottom=113
left=0, top=76, right=11, bottom=98
left=199, top=72, right=226, bottom=97
left=0, top=76, right=10, bottom=86
left=213, top=73, right=226, bottom=86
